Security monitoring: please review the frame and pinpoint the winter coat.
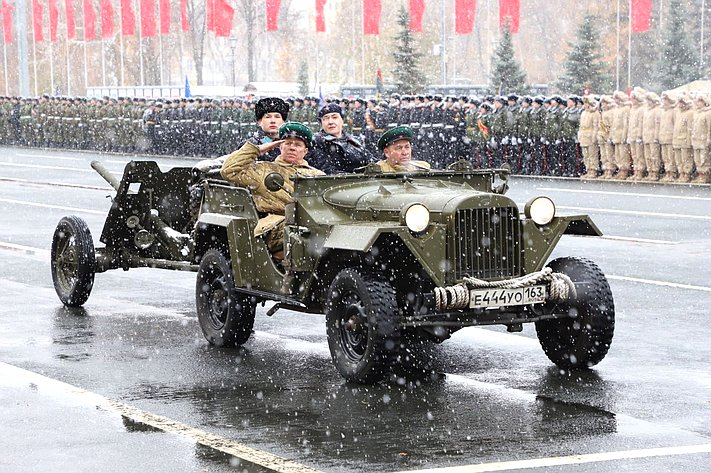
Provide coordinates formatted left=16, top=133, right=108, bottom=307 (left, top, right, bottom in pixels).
left=627, top=103, right=645, bottom=141
left=672, top=108, right=693, bottom=149
left=691, top=107, right=711, bottom=150
left=641, top=104, right=661, bottom=144
left=597, top=105, right=614, bottom=144
left=658, top=104, right=676, bottom=145
left=220, top=141, right=325, bottom=215
left=578, top=109, right=597, bottom=147
left=610, top=104, right=629, bottom=144
left=309, top=132, right=374, bottom=174
left=375, top=159, right=431, bottom=172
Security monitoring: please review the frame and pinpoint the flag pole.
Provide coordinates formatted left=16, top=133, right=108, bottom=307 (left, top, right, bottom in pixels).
left=627, top=0, right=632, bottom=94
left=120, top=18, right=125, bottom=86
left=615, top=0, right=620, bottom=90
left=137, top=0, right=144, bottom=86
left=65, top=26, right=71, bottom=94
left=3, top=42, right=7, bottom=95
left=701, top=0, right=706, bottom=72
left=159, top=32, right=164, bottom=86
left=360, top=2, right=365, bottom=84
left=31, top=6, right=38, bottom=95
left=50, top=37, right=55, bottom=93
left=101, top=37, right=106, bottom=86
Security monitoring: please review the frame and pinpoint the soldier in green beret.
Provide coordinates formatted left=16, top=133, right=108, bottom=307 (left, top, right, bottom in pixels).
left=375, top=126, right=431, bottom=172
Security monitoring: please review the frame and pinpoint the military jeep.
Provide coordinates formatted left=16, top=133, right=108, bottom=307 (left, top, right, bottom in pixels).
left=51, top=160, right=614, bottom=383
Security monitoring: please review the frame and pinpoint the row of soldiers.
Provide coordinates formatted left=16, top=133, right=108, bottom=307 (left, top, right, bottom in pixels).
left=0, top=92, right=707, bottom=182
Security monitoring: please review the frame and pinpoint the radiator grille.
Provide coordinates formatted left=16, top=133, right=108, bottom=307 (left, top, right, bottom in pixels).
left=451, top=207, right=522, bottom=280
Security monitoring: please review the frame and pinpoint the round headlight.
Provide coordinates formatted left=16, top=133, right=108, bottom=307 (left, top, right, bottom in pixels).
left=404, top=204, right=430, bottom=233
left=525, top=196, right=556, bottom=225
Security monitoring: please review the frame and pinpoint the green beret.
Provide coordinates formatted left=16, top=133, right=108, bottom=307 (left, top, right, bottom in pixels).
left=377, top=126, right=414, bottom=150
left=278, top=122, right=313, bottom=148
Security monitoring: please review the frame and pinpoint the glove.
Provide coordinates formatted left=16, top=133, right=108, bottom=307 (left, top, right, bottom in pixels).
left=489, top=137, right=498, bottom=149
left=462, top=136, right=471, bottom=144
left=516, top=138, right=523, bottom=145
left=502, top=136, right=510, bottom=145
left=555, top=139, right=561, bottom=145
left=527, top=139, right=533, bottom=145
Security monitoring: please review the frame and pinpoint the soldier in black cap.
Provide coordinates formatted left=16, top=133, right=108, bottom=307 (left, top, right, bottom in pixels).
left=310, top=103, right=374, bottom=174
left=240, top=97, right=290, bottom=161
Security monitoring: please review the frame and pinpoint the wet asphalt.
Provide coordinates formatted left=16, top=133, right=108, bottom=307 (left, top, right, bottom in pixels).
left=0, top=146, right=710, bottom=472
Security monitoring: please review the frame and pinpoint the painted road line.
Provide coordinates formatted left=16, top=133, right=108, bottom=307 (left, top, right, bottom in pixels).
left=607, top=275, right=711, bottom=293
left=557, top=205, right=711, bottom=221
left=394, top=444, right=711, bottom=473
left=0, top=161, right=124, bottom=173
left=599, top=235, right=679, bottom=245
left=0, top=198, right=107, bottom=215
left=0, top=176, right=111, bottom=191
left=538, top=187, right=711, bottom=202
left=0, top=241, right=50, bottom=256
left=15, top=153, right=84, bottom=161
left=0, top=362, right=323, bottom=473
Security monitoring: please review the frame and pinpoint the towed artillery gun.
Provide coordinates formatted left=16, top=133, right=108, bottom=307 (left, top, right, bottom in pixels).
left=51, top=159, right=615, bottom=383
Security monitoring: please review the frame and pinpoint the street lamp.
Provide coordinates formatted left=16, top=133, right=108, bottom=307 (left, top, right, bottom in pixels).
left=229, top=36, right=238, bottom=96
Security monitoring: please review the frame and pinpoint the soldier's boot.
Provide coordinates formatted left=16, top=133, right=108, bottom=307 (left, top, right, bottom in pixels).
left=582, top=170, right=597, bottom=179
left=616, top=169, right=629, bottom=180
left=631, top=170, right=646, bottom=181
left=660, top=172, right=676, bottom=182
left=691, top=173, right=710, bottom=184
left=644, top=171, right=660, bottom=181
left=677, top=173, right=692, bottom=183
left=601, top=169, right=615, bottom=179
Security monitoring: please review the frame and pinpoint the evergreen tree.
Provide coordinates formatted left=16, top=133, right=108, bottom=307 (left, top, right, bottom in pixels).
left=656, top=0, right=701, bottom=89
left=297, top=61, right=309, bottom=96
left=391, top=7, right=426, bottom=94
left=556, top=14, right=612, bottom=94
left=490, top=21, right=528, bottom=95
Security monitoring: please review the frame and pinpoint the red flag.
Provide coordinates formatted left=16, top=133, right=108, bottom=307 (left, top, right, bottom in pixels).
left=266, top=0, right=280, bottom=31
left=207, top=0, right=233, bottom=37
left=32, top=0, right=44, bottom=42
left=315, top=0, right=327, bottom=32
left=49, top=0, right=59, bottom=42
left=159, top=0, right=169, bottom=34
left=409, top=0, right=424, bottom=32
left=363, top=0, right=381, bottom=35
left=121, top=0, right=135, bottom=35
left=499, top=0, right=519, bottom=33
left=83, top=0, right=97, bottom=40
left=455, top=0, right=476, bottom=34
left=100, top=0, right=114, bottom=39
left=1, top=0, right=13, bottom=43
left=65, top=0, right=75, bottom=39
left=180, top=0, right=189, bottom=31
left=631, top=0, right=651, bottom=33
left=140, top=0, right=156, bottom=37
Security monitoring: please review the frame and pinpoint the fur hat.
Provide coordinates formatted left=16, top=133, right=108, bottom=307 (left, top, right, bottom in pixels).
left=255, top=97, right=289, bottom=121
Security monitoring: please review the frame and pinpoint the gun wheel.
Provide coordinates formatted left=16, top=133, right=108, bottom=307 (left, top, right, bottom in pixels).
left=326, top=269, right=400, bottom=384
left=536, top=257, right=615, bottom=369
left=196, top=249, right=255, bottom=347
left=51, top=216, right=96, bottom=307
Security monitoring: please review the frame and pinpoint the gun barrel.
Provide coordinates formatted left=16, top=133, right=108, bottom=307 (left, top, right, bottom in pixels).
left=91, top=160, right=120, bottom=191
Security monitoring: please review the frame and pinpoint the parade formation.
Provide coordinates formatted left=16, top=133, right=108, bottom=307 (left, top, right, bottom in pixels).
left=1, top=88, right=709, bottom=183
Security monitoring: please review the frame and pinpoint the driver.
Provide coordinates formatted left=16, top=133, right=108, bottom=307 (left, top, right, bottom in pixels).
left=220, top=122, right=324, bottom=259
left=375, top=126, right=431, bottom=172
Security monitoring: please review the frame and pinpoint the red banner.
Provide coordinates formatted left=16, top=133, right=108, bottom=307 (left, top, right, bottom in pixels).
left=266, top=0, right=280, bottom=31
left=363, top=0, right=381, bottom=35
left=32, top=0, right=44, bottom=42
left=159, top=0, right=170, bottom=34
left=207, top=0, right=234, bottom=37
left=455, top=0, right=476, bottom=35
left=140, top=0, right=156, bottom=37
left=100, top=0, right=114, bottom=39
left=499, top=0, right=519, bottom=33
left=180, top=0, right=189, bottom=32
left=49, top=0, right=59, bottom=41
left=631, top=0, right=651, bottom=32
left=83, top=0, right=97, bottom=40
left=316, top=0, right=327, bottom=32
left=409, top=0, right=424, bottom=32
left=65, top=0, right=75, bottom=39
left=121, top=0, right=135, bottom=35
left=1, top=0, right=12, bottom=43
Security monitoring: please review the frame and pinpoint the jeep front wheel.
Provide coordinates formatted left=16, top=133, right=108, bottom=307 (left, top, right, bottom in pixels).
left=51, top=216, right=96, bottom=307
left=535, top=257, right=615, bottom=369
left=326, top=269, right=400, bottom=384
left=196, top=249, right=255, bottom=347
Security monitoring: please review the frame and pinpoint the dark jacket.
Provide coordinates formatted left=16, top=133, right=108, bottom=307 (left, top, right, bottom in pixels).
left=309, top=132, right=374, bottom=174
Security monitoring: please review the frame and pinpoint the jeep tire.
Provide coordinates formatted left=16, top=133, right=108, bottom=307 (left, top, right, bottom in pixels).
left=51, top=215, right=96, bottom=307
left=326, top=269, right=400, bottom=384
left=196, top=249, right=255, bottom=347
left=535, top=257, right=615, bottom=369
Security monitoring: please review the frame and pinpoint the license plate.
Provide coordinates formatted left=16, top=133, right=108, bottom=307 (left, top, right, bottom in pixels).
left=469, top=285, right=547, bottom=309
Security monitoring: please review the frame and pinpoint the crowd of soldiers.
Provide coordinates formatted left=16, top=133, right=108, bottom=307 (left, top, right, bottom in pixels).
left=0, top=89, right=708, bottom=183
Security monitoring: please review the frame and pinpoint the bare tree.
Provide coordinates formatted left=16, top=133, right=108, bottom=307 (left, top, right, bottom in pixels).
left=186, top=0, right=207, bottom=85
left=236, top=0, right=259, bottom=83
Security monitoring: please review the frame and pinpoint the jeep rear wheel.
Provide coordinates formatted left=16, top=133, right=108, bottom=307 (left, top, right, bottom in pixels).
left=51, top=216, right=96, bottom=307
left=326, top=269, right=400, bottom=384
left=535, top=257, right=615, bottom=369
left=196, top=249, right=255, bottom=347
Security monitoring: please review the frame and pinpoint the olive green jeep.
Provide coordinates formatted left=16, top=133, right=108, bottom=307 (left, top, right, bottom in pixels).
left=51, top=160, right=614, bottom=383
